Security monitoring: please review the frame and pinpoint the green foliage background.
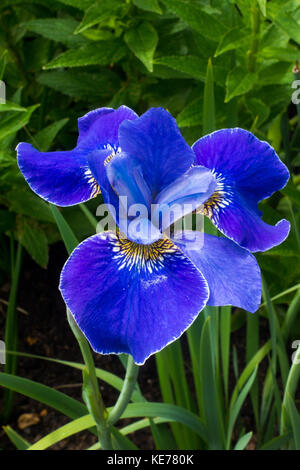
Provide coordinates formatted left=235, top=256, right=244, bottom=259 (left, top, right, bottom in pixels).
left=0, top=0, right=300, bottom=450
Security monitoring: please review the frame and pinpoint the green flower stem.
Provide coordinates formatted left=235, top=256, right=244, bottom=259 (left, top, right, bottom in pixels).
left=247, top=1, right=260, bottom=73
left=108, top=355, right=140, bottom=425
left=67, top=309, right=112, bottom=449
left=281, top=343, right=300, bottom=434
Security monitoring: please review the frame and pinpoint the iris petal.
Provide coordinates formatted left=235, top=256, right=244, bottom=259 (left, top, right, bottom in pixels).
left=16, top=143, right=100, bottom=206
left=60, top=232, right=209, bottom=365
left=17, top=106, right=138, bottom=207
left=118, top=107, right=195, bottom=198
left=193, top=128, right=290, bottom=252
left=175, top=231, right=261, bottom=313
left=154, top=166, right=217, bottom=231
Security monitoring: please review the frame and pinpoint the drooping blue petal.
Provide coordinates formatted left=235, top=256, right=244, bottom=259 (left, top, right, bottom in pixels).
left=192, top=128, right=290, bottom=252
left=16, top=143, right=100, bottom=206
left=17, top=106, right=138, bottom=207
left=60, top=232, right=209, bottom=365
left=175, top=231, right=261, bottom=313
left=118, top=107, right=195, bottom=198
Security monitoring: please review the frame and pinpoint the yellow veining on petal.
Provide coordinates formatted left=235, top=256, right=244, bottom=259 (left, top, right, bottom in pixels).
left=111, top=236, right=177, bottom=273
left=104, top=153, right=115, bottom=167
left=84, top=168, right=101, bottom=198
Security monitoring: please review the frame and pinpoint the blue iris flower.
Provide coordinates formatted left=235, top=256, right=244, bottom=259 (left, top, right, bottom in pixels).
left=16, top=106, right=289, bottom=365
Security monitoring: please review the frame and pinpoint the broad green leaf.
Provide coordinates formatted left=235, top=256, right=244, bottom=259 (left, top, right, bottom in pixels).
left=23, top=18, right=86, bottom=47
left=267, top=4, right=300, bottom=44
left=154, top=55, right=206, bottom=80
left=16, top=217, right=49, bottom=267
left=259, top=62, right=292, bottom=86
left=162, top=0, right=227, bottom=41
left=133, top=0, right=162, bottom=14
left=215, top=28, right=251, bottom=57
left=0, top=50, right=7, bottom=81
left=8, top=189, right=54, bottom=223
left=0, top=105, right=39, bottom=141
left=38, top=70, right=120, bottom=99
left=176, top=97, right=202, bottom=128
left=257, top=0, right=266, bottom=16
left=34, top=118, right=69, bottom=152
left=225, top=67, right=257, bottom=102
left=261, top=47, right=300, bottom=62
left=56, top=0, right=93, bottom=8
left=125, top=22, right=158, bottom=72
left=76, top=0, right=128, bottom=34
left=233, top=431, right=253, bottom=450
left=0, top=102, right=26, bottom=112
left=0, top=372, right=87, bottom=419
left=281, top=182, right=300, bottom=209
left=44, top=41, right=126, bottom=69
left=3, top=426, right=30, bottom=450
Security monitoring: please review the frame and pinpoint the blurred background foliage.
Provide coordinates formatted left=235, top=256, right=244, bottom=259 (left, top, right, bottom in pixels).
left=0, top=0, right=300, bottom=450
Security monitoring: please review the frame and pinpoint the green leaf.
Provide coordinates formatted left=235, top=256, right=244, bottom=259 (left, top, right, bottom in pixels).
left=155, top=55, right=206, bottom=80
left=227, top=368, right=257, bottom=449
left=0, top=102, right=26, bottom=112
left=76, top=0, right=127, bottom=34
left=34, top=118, right=69, bottom=151
left=0, top=105, right=39, bottom=141
left=245, top=97, right=270, bottom=127
left=0, top=210, right=15, bottom=233
left=203, top=58, right=215, bottom=134
left=162, top=0, right=227, bottom=41
left=8, top=189, right=54, bottom=223
left=285, top=393, right=300, bottom=449
left=225, top=67, right=257, bottom=102
left=44, top=41, right=126, bottom=69
left=56, top=0, right=93, bottom=8
left=3, top=426, right=30, bottom=450
left=23, top=18, right=86, bottom=47
left=176, top=97, right=202, bottom=128
left=133, top=0, right=162, bottom=14
left=121, top=402, right=207, bottom=441
left=261, top=47, right=300, bottom=62
left=267, top=4, right=300, bottom=44
left=215, top=28, right=251, bottom=57
left=50, top=204, right=78, bottom=255
left=125, top=22, right=158, bottom=72
left=0, top=372, right=87, bottom=419
left=281, top=182, right=300, bottom=209
left=199, top=316, right=225, bottom=449
left=259, top=433, right=292, bottom=450
left=16, top=218, right=49, bottom=267
left=38, top=70, right=120, bottom=99
left=233, top=431, right=253, bottom=450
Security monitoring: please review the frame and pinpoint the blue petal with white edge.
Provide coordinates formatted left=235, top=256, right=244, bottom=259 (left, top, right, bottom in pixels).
left=17, top=106, right=138, bottom=207
left=193, top=128, right=290, bottom=252
left=60, top=232, right=209, bottom=365
left=175, top=231, right=261, bottom=313
left=118, top=108, right=195, bottom=198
